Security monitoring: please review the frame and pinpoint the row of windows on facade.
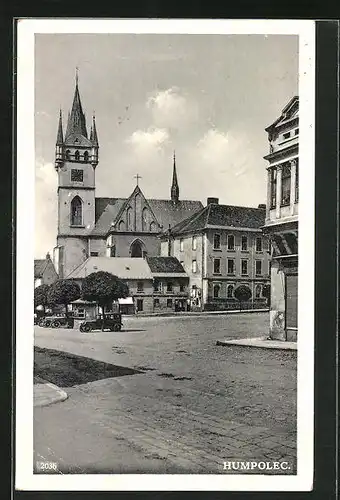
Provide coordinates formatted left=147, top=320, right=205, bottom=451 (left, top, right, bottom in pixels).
left=212, top=283, right=264, bottom=299
left=187, top=258, right=265, bottom=276
left=269, top=160, right=299, bottom=209
left=180, top=234, right=265, bottom=252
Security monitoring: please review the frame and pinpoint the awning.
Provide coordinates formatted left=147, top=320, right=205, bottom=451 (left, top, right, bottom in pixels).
left=118, top=297, right=134, bottom=305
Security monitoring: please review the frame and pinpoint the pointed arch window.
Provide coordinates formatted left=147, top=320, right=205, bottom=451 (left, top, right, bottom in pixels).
left=142, top=208, right=148, bottom=231
left=127, top=207, right=133, bottom=230
left=149, top=221, right=156, bottom=232
left=75, top=150, right=80, bottom=161
left=70, top=196, right=83, bottom=226
left=65, top=150, right=71, bottom=160
left=130, top=239, right=147, bottom=258
left=83, top=151, right=89, bottom=162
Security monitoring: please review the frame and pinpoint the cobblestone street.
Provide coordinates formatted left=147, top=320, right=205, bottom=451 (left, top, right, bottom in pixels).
left=34, top=312, right=297, bottom=474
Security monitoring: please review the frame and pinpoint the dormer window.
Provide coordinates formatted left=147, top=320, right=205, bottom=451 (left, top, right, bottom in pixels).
left=283, top=132, right=290, bottom=140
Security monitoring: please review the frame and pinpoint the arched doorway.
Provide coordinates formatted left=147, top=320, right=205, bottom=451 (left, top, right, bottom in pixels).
left=130, top=239, right=147, bottom=258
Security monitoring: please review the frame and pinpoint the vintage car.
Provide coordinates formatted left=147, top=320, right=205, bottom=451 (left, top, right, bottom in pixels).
left=79, top=313, right=123, bottom=332
left=38, top=315, right=74, bottom=329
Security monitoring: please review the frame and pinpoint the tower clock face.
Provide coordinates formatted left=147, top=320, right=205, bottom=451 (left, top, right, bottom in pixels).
left=71, top=169, right=83, bottom=182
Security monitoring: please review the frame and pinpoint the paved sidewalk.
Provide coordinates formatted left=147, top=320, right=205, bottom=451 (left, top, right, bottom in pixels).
left=34, top=379, right=68, bottom=408
left=216, top=337, right=297, bottom=350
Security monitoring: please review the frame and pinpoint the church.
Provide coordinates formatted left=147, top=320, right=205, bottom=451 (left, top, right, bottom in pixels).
left=53, top=78, right=203, bottom=278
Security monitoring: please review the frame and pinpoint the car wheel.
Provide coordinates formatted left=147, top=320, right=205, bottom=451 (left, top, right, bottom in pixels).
left=113, top=323, right=121, bottom=332
left=53, top=321, right=60, bottom=328
left=83, top=323, right=91, bottom=333
left=38, top=320, right=45, bottom=327
left=45, top=320, right=51, bottom=328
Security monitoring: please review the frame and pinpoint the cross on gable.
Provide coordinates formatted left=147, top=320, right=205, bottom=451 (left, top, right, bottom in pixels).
left=134, top=173, right=142, bottom=186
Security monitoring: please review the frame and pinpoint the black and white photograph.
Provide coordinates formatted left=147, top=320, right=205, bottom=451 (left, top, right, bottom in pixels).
left=16, top=19, right=315, bottom=491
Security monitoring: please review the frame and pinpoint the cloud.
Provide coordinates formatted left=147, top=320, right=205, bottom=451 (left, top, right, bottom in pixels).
left=182, top=128, right=265, bottom=207
left=146, top=87, right=197, bottom=130
left=126, top=127, right=169, bottom=153
left=35, top=159, right=57, bottom=258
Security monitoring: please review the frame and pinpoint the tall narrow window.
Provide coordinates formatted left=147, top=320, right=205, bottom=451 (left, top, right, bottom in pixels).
left=83, top=151, right=89, bottom=162
left=255, top=237, right=263, bottom=252
left=142, top=208, right=148, bottom=231
left=295, top=161, right=299, bottom=202
left=213, top=283, right=220, bottom=299
left=110, top=245, right=116, bottom=257
left=255, top=284, right=262, bottom=298
left=137, top=281, right=144, bottom=292
left=227, top=284, right=234, bottom=298
left=227, top=259, right=235, bottom=275
left=65, top=150, right=70, bottom=160
left=255, top=260, right=262, bottom=276
left=180, top=238, right=184, bottom=252
left=127, top=207, right=133, bottom=230
left=192, top=236, right=197, bottom=251
left=213, top=258, right=221, bottom=274
left=70, top=196, right=82, bottom=226
left=241, top=236, right=248, bottom=251
left=192, top=259, right=197, bottom=273
left=213, top=233, right=221, bottom=250
left=227, top=234, right=235, bottom=250
left=281, top=164, right=291, bottom=206
left=270, top=168, right=277, bottom=209
left=75, top=150, right=80, bottom=161
left=241, top=259, right=248, bottom=275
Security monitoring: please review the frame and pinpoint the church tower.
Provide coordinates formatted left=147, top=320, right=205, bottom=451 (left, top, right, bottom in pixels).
left=171, top=151, right=179, bottom=203
left=54, top=72, right=99, bottom=278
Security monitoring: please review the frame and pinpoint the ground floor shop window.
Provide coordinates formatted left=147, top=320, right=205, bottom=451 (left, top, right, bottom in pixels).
left=154, top=298, right=160, bottom=308
left=167, top=298, right=173, bottom=308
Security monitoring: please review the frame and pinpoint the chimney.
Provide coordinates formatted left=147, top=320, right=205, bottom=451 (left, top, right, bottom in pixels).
left=207, top=197, right=219, bottom=205
left=258, top=204, right=266, bottom=209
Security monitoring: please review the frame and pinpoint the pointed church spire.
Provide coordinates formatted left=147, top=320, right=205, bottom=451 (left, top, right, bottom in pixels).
left=91, top=113, right=99, bottom=146
left=171, top=150, right=179, bottom=203
left=65, top=69, right=88, bottom=140
left=56, top=109, right=63, bottom=145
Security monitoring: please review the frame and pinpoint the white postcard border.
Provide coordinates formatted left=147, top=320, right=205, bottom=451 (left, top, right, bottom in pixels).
left=16, top=18, right=315, bottom=492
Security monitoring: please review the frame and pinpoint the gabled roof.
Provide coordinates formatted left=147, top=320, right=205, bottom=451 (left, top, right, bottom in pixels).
left=66, top=257, right=154, bottom=280
left=146, top=256, right=186, bottom=274
left=34, top=259, right=49, bottom=279
left=91, top=193, right=203, bottom=237
left=169, top=203, right=266, bottom=235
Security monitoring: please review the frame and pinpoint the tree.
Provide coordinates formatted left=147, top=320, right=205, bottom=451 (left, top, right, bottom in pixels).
left=47, top=279, right=80, bottom=316
left=234, top=284, right=252, bottom=311
left=262, top=284, right=271, bottom=307
left=81, top=271, right=129, bottom=323
left=34, top=284, right=50, bottom=315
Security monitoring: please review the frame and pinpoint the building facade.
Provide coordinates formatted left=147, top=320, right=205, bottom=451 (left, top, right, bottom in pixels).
left=263, top=96, right=299, bottom=341
left=66, top=256, right=189, bottom=314
left=53, top=78, right=203, bottom=279
left=34, top=252, right=59, bottom=288
left=161, top=199, right=270, bottom=311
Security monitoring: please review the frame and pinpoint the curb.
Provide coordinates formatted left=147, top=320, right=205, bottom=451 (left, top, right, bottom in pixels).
left=216, top=337, right=297, bottom=351
left=34, top=381, right=68, bottom=408
left=125, top=309, right=269, bottom=319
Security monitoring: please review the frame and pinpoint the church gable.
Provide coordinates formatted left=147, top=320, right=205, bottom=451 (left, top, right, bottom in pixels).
left=112, top=186, right=161, bottom=233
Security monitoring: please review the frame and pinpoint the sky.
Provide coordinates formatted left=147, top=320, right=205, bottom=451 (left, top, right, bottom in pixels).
left=35, top=33, right=298, bottom=258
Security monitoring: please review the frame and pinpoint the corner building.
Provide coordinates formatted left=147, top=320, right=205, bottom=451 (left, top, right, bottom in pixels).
left=263, top=96, right=299, bottom=341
